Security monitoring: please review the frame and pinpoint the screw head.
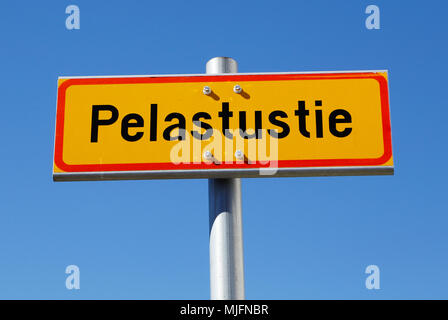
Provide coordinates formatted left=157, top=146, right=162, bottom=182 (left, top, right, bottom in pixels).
left=203, top=86, right=212, bottom=95
left=233, top=85, right=242, bottom=94
left=203, top=150, right=213, bottom=160
left=235, top=150, right=244, bottom=160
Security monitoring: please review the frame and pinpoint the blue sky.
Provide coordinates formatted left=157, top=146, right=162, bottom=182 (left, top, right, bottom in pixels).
left=0, top=0, right=447, bottom=299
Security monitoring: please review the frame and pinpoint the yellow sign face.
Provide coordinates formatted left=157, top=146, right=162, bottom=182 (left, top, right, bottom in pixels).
left=53, top=72, right=393, bottom=181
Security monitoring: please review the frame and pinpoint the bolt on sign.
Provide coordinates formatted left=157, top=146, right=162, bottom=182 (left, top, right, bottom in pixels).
left=53, top=71, right=393, bottom=181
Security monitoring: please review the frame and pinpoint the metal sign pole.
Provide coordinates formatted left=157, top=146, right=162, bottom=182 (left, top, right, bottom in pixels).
left=206, top=57, right=245, bottom=300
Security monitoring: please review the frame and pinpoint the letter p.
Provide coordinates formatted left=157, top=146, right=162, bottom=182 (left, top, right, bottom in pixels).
left=91, top=105, right=119, bottom=142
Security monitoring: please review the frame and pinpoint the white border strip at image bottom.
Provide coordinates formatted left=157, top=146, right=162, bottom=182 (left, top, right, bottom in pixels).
left=53, top=166, right=394, bottom=181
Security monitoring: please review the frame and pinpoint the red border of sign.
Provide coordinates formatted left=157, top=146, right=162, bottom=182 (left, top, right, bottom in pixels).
left=54, top=72, right=392, bottom=173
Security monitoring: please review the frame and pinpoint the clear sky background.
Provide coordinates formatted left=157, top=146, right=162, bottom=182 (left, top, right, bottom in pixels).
left=0, top=0, right=447, bottom=299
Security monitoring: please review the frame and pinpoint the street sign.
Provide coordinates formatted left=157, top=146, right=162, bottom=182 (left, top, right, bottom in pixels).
left=53, top=71, right=393, bottom=181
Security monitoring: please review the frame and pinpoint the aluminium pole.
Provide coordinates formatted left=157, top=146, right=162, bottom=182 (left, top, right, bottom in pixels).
left=206, top=57, right=245, bottom=300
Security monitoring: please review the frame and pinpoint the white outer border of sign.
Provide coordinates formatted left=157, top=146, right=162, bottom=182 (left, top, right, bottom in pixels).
left=53, top=166, right=394, bottom=181
left=58, top=69, right=389, bottom=79
left=53, top=70, right=393, bottom=182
